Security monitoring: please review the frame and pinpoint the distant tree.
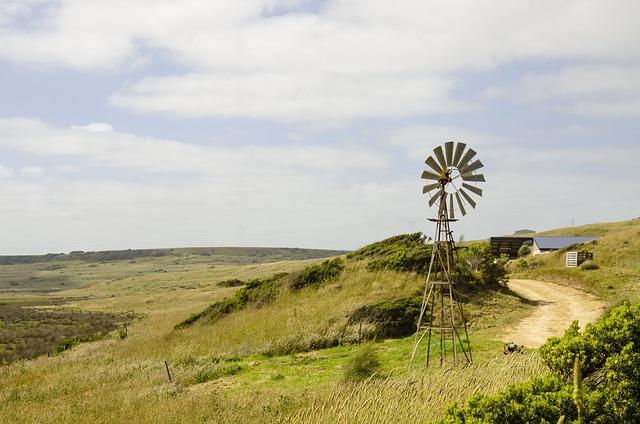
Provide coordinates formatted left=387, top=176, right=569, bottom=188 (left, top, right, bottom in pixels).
left=456, top=242, right=507, bottom=286
left=518, top=244, right=531, bottom=257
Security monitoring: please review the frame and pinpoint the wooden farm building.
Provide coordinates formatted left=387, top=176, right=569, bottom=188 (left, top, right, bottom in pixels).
left=489, top=235, right=598, bottom=258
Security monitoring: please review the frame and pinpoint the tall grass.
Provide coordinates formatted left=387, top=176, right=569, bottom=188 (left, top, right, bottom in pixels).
left=287, top=353, right=548, bottom=423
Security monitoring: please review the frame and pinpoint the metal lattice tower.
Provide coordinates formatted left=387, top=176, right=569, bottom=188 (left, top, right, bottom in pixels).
left=409, top=192, right=472, bottom=367
left=409, top=141, right=485, bottom=368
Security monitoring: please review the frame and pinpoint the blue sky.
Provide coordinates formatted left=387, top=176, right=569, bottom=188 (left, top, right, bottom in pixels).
left=0, top=0, right=638, bottom=255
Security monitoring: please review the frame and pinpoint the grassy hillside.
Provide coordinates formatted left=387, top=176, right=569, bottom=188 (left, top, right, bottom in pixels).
left=1, top=220, right=639, bottom=422
left=0, top=247, right=348, bottom=300
left=512, top=217, right=640, bottom=303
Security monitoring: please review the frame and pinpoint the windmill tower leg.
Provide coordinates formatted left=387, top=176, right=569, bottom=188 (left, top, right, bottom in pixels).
left=409, top=202, right=472, bottom=368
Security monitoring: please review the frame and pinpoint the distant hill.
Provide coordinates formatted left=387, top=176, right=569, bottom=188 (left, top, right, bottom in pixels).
left=0, top=246, right=350, bottom=266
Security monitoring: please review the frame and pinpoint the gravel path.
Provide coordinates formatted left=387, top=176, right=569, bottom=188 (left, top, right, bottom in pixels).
left=501, top=279, right=607, bottom=348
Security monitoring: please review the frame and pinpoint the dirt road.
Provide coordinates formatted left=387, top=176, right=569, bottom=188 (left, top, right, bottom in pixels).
left=502, top=279, right=607, bottom=348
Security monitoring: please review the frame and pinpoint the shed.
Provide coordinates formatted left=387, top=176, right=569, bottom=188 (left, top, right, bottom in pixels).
left=531, top=236, right=597, bottom=255
left=489, top=237, right=533, bottom=258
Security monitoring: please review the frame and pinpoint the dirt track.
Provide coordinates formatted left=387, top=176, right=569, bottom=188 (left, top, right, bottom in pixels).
left=501, top=279, right=607, bottom=348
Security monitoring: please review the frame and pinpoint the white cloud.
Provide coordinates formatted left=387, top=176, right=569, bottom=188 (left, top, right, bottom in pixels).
left=485, top=64, right=640, bottom=118
left=0, top=118, right=387, bottom=174
left=0, top=165, right=14, bottom=178
left=2, top=1, right=639, bottom=121
left=71, top=122, right=114, bottom=132
left=18, top=166, right=46, bottom=177
left=111, top=72, right=463, bottom=121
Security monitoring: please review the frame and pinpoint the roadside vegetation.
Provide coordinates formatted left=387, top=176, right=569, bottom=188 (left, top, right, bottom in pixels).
left=0, top=219, right=639, bottom=422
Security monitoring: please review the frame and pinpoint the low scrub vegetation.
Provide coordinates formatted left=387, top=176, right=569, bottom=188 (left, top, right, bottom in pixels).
left=174, top=273, right=288, bottom=329
left=440, top=301, right=640, bottom=423
left=348, top=232, right=432, bottom=274
left=0, top=303, right=129, bottom=364
left=341, top=343, right=382, bottom=382
left=288, top=258, right=345, bottom=290
left=347, top=296, right=422, bottom=340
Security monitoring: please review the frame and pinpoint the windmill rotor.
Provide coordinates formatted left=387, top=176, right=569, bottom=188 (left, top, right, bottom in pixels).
left=421, top=141, right=485, bottom=218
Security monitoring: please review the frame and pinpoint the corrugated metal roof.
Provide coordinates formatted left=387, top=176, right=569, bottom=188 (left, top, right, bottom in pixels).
left=532, top=236, right=598, bottom=250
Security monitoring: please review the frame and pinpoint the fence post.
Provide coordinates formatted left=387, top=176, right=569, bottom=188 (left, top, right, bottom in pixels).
left=164, top=361, right=172, bottom=382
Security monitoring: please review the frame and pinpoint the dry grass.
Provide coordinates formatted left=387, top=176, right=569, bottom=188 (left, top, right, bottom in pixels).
left=6, top=219, right=639, bottom=423
left=287, top=353, right=548, bottom=423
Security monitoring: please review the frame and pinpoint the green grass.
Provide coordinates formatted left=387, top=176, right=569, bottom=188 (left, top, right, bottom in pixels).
left=1, top=220, right=640, bottom=422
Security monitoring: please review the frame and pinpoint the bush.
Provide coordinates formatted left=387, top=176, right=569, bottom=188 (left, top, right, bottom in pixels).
left=174, top=273, right=287, bottom=329
left=217, top=279, right=245, bottom=287
left=347, top=233, right=429, bottom=260
left=348, top=296, right=422, bottom=340
left=366, top=247, right=432, bottom=274
left=579, top=260, right=599, bottom=270
left=440, top=375, right=576, bottom=423
left=342, top=344, right=382, bottom=383
left=347, top=233, right=432, bottom=274
left=538, top=301, right=640, bottom=422
left=517, top=245, right=531, bottom=257
left=440, top=302, right=640, bottom=423
left=456, top=242, right=508, bottom=286
left=289, top=258, right=344, bottom=290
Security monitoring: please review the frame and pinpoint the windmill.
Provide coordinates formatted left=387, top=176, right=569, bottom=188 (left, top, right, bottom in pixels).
left=409, top=141, right=485, bottom=368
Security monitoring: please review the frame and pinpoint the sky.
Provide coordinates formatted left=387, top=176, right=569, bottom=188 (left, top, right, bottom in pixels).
left=1, top=0, right=639, bottom=255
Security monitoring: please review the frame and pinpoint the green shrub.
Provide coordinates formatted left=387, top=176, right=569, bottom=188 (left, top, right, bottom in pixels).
left=217, top=279, right=245, bottom=287
left=347, top=233, right=429, bottom=260
left=174, top=273, right=287, bottom=329
left=365, top=247, right=432, bottom=274
left=342, top=344, right=382, bottom=383
left=288, top=258, right=344, bottom=290
left=579, top=260, right=599, bottom=270
left=54, top=336, right=83, bottom=354
left=517, top=245, right=531, bottom=257
left=440, top=375, right=576, bottom=423
left=517, top=258, right=528, bottom=268
left=456, top=242, right=508, bottom=286
left=348, top=233, right=432, bottom=274
left=348, top=296, right=422, bottom=340
left=538, top=301, right=640, bottom=422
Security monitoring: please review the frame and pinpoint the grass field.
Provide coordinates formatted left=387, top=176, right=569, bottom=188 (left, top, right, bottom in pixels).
left=1, top=219, right=639, bottom=422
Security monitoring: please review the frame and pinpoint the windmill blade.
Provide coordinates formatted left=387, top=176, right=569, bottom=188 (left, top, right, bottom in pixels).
left=422, top=182, right=441, bottom=194
left=461, top=173, right=486, bottom=182
left=425, top=156, right=442, bottom=173
left=460, top=159, right=484, bottom=175
left=444, top=141, right=454, bottom=167
left=452, top=142, right=466, bottom=167
left=457, top=148, right=477, bottom=171
left=428, top=188, right=443, bottom=207
left=462, top=183, right=483, bottom=197
left=433, top=145, right=448, bottom=171
left=459, top=187, right=477, bottom=209
left=455, top=192, right=467, bottom=216
left=421, top=170, right=441, bottom=180
left=449, top=194, right=455, bottom=219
